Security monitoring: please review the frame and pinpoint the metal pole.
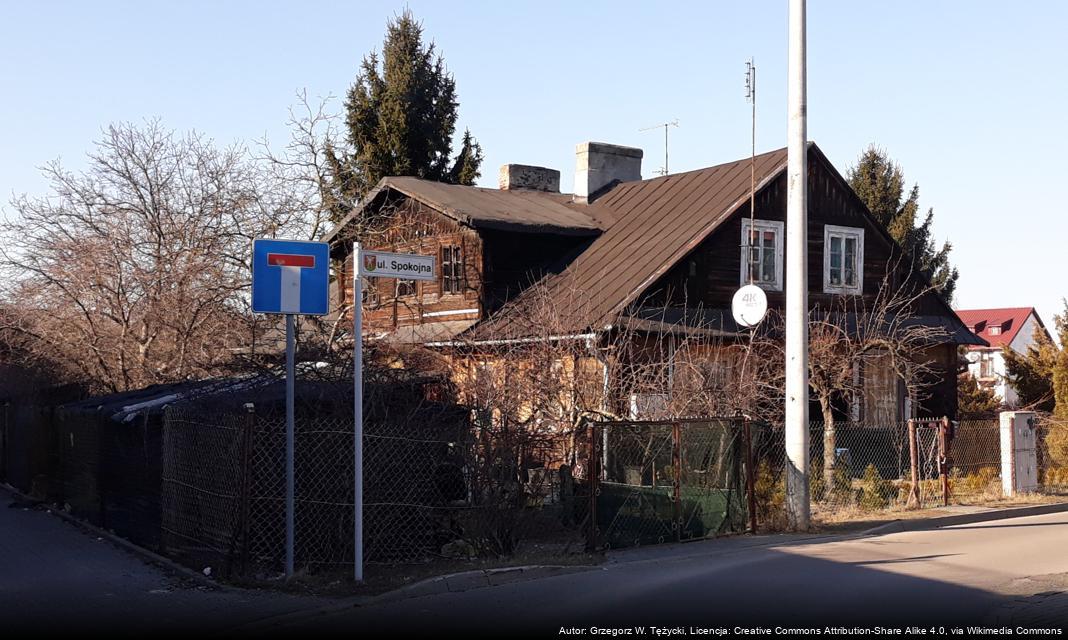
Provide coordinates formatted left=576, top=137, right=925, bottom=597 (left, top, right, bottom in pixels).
left=785, top=0, right=810, bottom=530
left=743, top=418, right=758, bottom=534
left=672, top=421, right=682, bottom=542
left=664, top=124, right=669, bottom=175
left=907, top=419, right=921, bottom=509
left=587, top=423, right=600, bottom=552
left=240, top=403, right=255, bottom=576
left=939, top=417, right=951, bottom=506
left=285, top=313, right=295, bottom=578
left=353, top=242, right=364, bottom=582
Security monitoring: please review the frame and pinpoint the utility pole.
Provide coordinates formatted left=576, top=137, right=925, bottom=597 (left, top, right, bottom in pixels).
left=639, top=119, right=679, bottom=176
left=785, top=0, right=810, bottom=530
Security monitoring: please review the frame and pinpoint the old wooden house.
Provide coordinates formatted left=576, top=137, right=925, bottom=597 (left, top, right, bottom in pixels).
left=326, top=142, right=983, bottom=422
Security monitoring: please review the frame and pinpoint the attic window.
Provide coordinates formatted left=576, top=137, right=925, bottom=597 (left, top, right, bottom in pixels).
left=989, top=325, right=1002, bottom=336
left=740, top=219, right=784, bottom=292
left=823, top=224, right=864, bottom=295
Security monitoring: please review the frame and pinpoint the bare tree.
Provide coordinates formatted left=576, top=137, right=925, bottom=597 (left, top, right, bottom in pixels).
left=0, top=121, right=313, bottom=392
left=797, top=267, right=950, bottom=490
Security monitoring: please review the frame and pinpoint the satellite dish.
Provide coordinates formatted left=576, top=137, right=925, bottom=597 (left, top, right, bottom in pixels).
left=732, top=284, right=768, bottom=328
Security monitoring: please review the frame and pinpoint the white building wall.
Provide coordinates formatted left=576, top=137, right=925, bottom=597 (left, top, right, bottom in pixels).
left=965, top=312, right=1040, bottom=407
left=1009, top=314, right=1040, bottom=355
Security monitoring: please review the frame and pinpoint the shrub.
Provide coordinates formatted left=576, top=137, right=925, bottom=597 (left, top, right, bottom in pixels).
left=831, top=458, right=853, bottom=498
left=754, top=460, right=785, bottom=527
left=859, top=464, right=896, bottom=511
left=1045, top=422, right=1068, bottom=468
left=810, top=462, right=826, bottom=502
left=959, top=466, right=1000, bottom=496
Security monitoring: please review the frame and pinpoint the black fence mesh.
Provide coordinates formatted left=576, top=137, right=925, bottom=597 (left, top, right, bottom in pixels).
left=159, top=389, right=593, bottom=577
left=590, top=418, right=748, bottom=550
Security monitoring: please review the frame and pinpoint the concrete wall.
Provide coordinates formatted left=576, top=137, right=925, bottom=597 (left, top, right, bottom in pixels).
left=574, top=142, right=643, bottom=201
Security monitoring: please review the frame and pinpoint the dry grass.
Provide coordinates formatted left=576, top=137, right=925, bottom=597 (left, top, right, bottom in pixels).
left=812, top=488, right=1068, bottom=532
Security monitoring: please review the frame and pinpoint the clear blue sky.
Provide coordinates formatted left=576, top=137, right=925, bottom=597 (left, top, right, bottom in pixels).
left=2, top=0, right=1066, bottom=329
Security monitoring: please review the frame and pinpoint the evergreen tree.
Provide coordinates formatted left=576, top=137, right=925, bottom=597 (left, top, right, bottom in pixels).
left=847, top=146, right=959, bottom=303
left=957, top=373, right=1001, bottom=418
left=326, top=10, right=484, bottom=223
left=1004, top=302, right=1068, bottom=416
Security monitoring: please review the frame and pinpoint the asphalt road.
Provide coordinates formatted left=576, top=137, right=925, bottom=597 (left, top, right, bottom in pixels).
left=0, top=491, right=324, bottom=636
left=3, top=483, right=1067, bottom=638
left=282, top=512, right=1068, bottom=637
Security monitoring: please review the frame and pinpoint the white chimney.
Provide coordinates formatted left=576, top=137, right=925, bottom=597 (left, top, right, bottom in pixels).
left=574, top=142, right=643, bottom=202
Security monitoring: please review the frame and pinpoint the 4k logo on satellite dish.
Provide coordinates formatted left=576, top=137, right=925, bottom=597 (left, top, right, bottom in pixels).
left=732, top=284, right=768, bottom=328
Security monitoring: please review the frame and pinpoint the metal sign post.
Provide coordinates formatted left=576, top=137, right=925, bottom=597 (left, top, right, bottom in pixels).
left=352, top=244, right=435, bottom=583
left=352, top=243, right=363, bottom=583
left=250, top=239, right=329, bottom=579
left=285, top=313, right=295, bottom=578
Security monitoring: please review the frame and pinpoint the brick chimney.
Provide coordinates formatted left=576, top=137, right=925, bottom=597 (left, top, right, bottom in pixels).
left=498, top=164, right=560, bottom=192
left=574, top=142, right=643, bottom=203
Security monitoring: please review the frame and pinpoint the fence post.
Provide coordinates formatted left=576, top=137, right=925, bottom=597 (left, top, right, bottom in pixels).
left=743, top=417, right=758, bottom=534
left=939, top=416, right=951, bottom=507
left=907, top=419, right=921, bottom=509
left=586, top=422, right=600, bottom=552
left=672, top=421, right=681, bottom=542
left=239, top=403, right=255, bottom=576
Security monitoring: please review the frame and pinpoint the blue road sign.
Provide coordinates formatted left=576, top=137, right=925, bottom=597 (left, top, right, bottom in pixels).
left=251, top=239, right=330, bottom=315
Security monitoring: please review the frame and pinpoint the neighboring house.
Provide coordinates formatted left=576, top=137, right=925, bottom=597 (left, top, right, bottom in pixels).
left=956, top=307, right=1050, bottom=406
left=326, top=142, right=983, bottom=421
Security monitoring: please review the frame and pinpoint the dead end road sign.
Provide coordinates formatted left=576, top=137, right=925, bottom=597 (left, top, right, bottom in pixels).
left=251, top=239, right=329, bottom=316
left=249, top=237, right=330, bottom=581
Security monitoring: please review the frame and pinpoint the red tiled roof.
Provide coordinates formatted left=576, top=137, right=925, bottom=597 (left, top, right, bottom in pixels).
left=955, top=307, right=1040, bottom=350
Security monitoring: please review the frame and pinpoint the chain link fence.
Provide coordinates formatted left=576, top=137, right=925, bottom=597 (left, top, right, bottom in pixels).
left=588, top=417, right=749, bottom=550
left=751, top=417, right=1067, bottom=530
left=158, top=375, right=598, bottom=578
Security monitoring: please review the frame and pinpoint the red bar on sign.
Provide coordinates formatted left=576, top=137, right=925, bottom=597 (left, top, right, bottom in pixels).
left=267, top=253, right=315, bottom=268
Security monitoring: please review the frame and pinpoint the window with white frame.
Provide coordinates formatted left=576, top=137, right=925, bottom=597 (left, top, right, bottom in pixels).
left=823, top=225, right=864, bottom=295
left=739, top=219, right=784, bottom=291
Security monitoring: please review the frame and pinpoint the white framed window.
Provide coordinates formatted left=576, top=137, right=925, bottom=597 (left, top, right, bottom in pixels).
left=739, top=219, right=784, bottom=291
left=823, top=224, right=864, bottom=295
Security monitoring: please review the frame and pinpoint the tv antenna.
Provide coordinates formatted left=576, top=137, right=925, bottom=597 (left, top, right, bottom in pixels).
left=639, top=119, right=679, bottom=176
left=744, top=58, right=757, bottom=283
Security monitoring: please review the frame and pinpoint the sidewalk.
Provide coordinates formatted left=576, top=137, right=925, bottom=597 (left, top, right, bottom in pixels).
left=0, top=489, right=325, bottom=635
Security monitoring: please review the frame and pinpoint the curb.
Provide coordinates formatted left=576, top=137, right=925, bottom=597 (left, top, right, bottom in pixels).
left=371, top=564, right=597, bottom=604
left=1, top=482, right=225, bottom=591
left=232, top=563, right=597, bottom=634
left=860, top=501, right=1068, bottom=536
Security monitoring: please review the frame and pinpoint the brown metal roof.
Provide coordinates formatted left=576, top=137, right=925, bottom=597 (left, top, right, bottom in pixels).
left=469, top=147, right=790, bottom=338
left=324, top=176, right=606, bottom=243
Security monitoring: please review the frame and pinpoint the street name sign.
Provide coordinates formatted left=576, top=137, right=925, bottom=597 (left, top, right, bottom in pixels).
left=359, top=249, right=436, bottom=280
left=251, top=239, right=329, bottom=316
